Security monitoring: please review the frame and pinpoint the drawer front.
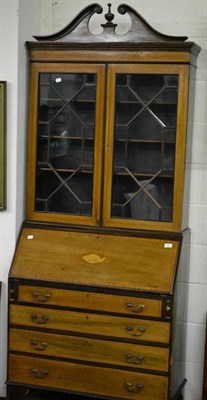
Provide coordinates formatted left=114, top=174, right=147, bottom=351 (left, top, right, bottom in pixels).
left=9, top=354, right=168, bottom=400
left=17, top=285, right=162, bottom=318
left=10, top=305, right=170, bottom=344
left=10, top=328, right=169, bottom=372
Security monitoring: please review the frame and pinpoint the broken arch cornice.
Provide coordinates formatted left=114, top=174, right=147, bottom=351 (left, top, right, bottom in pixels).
left=33, top=3, right=188, bottom=43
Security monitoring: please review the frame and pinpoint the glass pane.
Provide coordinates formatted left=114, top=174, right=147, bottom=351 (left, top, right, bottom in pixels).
left=36, top=170, right=93, bottom=215
left=35, top=72, right=96, bottom=216
left=111, top=73, right=178, bottom=222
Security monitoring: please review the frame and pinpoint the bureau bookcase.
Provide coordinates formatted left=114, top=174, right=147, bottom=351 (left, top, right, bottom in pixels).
left=7, top=3, right=200, bottom=400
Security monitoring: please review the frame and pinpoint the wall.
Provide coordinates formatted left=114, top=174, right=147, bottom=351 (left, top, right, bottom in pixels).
left=0, top=0, right=40, bottom=396
left=39, top=1, right=207, bottom=400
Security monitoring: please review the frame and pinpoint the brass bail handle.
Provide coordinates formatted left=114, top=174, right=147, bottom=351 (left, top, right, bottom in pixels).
left=124, top=383, right=144, bottom=393
left=31, top=340, right=48, bottom=351
left=33, top=291, right=50, bottom=302
left=31, top=368, right=48, bottom=379
left=125, top=353, right=144, bottom=364
left=126, top=303, right=145, bottom=313
left=126, top=325, right=146, bottom=336
left=31, top=314, right=49, bottom=324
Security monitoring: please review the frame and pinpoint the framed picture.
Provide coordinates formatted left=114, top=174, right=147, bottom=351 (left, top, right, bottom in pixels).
left=0, top=81, right=6, bottom=210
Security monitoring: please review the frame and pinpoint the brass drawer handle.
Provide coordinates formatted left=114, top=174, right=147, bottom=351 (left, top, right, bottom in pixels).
left=31, top=368, right=48, bottom=379
left=33, top=292, right=50, bottom=302
left=126, top=303, right=145, bottom=313
left=126, top=326, right=146, bottom=336
left=31, top=314, right=49, bottom=324
left=31, top=340, right=48, bottom=351
left=124, top=383, right=143, bottom=393
left=125, top=353, right=144, bottom=364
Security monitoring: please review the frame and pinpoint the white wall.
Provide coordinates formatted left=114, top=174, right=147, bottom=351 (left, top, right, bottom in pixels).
left=0, top=0, right=206, bottom=399
left=39, top=2, right=207, bottom=400
left=0, top=0, right=40, bottom=396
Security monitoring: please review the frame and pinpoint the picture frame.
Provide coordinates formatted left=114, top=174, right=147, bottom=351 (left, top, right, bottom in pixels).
left=0, top=81, right=6, bottom=210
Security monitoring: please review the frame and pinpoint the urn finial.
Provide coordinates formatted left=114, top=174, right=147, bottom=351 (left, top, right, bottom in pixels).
left=101, top=3, right=117, bottom=28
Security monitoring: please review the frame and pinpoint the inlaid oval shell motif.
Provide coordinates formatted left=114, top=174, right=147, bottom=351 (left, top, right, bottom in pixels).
left=82, top=253, right=106, bottom=264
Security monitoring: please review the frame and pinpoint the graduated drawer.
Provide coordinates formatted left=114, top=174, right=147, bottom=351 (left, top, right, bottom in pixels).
left=9, top=354, right=168, bottom=400
left=10, top=305, right=170, bottom=344
left=10, top=328, right=169, bottom=372
left=17, top=284, right=162, bottom=318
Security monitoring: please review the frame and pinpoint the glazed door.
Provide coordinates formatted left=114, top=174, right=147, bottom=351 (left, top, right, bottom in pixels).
left=103, top=64, right=189, bottom=231
left=26, top=63, right=105, bottom=226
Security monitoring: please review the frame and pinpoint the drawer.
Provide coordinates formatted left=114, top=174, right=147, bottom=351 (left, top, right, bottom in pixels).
left=9, top=354, right=168, bottom=400
left=10, top=305, right=170, bottom=344
left=16, top=285, right=162, bottom=318
left=10, top=328, right=169, bottom=372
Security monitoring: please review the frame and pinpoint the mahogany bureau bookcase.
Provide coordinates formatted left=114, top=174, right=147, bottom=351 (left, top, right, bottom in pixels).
left=7, top=3, right=200, bottom=400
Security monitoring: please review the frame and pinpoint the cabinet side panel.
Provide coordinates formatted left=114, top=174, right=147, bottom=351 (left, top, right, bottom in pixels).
left=170, top=229, right=190, bottom=397
left=182, top=66, right=196, bottom=231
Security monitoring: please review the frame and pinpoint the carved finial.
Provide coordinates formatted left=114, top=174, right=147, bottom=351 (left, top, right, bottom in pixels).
left=105, top=3, right=114, bottom=23
left=101, top=3, right=117, bottom=28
